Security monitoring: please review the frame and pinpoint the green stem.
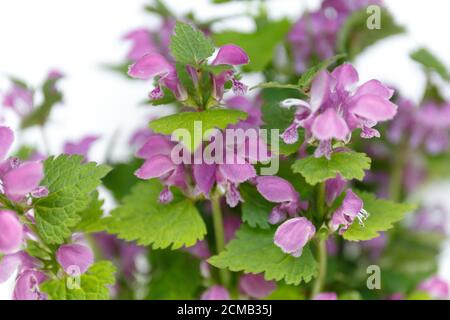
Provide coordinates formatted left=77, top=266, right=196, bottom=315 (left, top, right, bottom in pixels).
left=211, top=193, right=230, bottom=286
left=316, top=182, right=326, bottom=223
left=311, top=238, right=327, bottom=299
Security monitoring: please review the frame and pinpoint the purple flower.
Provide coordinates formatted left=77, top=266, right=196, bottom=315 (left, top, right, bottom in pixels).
left=226, top=95, right=263, bottom=129
left=2, top=84, right=34, bottom=117
left=313, top=292, right=338, bottom=300
left=0, top=252, right=39, bottom=284
left=239, top=273, right=276, bottom=299
left=123, top=28, right=157, bottom=62
left=201, top=285, right=231, bottom=300
left=330, top=189, right=369, bottom=234
left=418, top=277, right=449, bottom=299
left=274, top=217, right=316, bottom=257
left=255, top=176, right=307, bottom=224
left=56, top=243, right=94, bottom=275
left=0, top=210, right=24, bottom=254
left=288, top=0, right=382, bottom=73
left=411, top=206, right=447, bottom=235
left=13, top=270, right=47, bottom=300
left=63, top=135, right=99, bottom=161
left=0, top=126, right=46, bottom=202
left=211, top=45, right=249, bottom=101
left=128, top=53, right=186, bottom=101
left=223, top=215, right=241, bottom=243
left=185, top=240, right=211, bottom=259
left=135, top=135, right=187, bottom=203
left=280, top=64, right=397, bottom=158
left=325, top=174, right=347, bottom=206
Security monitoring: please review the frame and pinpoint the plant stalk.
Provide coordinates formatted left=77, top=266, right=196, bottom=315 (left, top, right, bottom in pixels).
left=211, top=193, right=230, bottom=286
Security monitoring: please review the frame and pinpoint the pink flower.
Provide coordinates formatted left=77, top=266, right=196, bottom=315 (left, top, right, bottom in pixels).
left=418, top=276, right=449, bottom=299
left=13, top=270, right=47, bottom=300
left=255, top=176, right=308, bottom=224
left=274, top=217, right=316, bottom=257
left=313, top=292, right=338, bottom=300
left=0, top=210, right=24, bottom=254
left=2, top=84, right=34, bottom=117
left=239, top=273, right=276, bottom=299
left=63, top=135, right=99, bottom=161
left=123, top=28, right=157, bottom=62
left=201, top=285, right=231, bottom=300
left=281, top=64, right=397, bottom=158
left=56, top=243, right=94, bottom=275
left=330, top=189, right=368, bottom=234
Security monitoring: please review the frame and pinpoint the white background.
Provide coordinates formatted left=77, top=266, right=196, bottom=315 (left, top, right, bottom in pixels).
left=1, top=0, right=449, bottom=299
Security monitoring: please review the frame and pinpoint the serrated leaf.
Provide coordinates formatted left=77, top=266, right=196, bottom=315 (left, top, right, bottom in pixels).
left=337, top=8, right=404, bottom=60
left=107, top=181, right=206, bottom=249
left=292, top=152, right=371, bottom=185
left=208, top=225, right=318, bottom=285
left=102, top=160, right=142, bottom=201
left=75, top=191, right=105, bottom=233
left=343, top=192, right=416, bottom=241
left=213, top=19, right=291, bottom=72
left=170, top=21, right=215, bottom=65
left=34, top=155, right=111, bottom=244
left=149, top=109, right=247, bottom=152
left=411, top=48, right=450, bottom=81
left=297, top=54, right=346, bottom=89
left=147, top=250, right=201, bottom=300
left=41, top=261, right=116, bottom=300
left=240, top=183, right=272, bottom=229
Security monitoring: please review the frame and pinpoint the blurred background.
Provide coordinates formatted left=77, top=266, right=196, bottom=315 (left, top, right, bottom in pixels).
left=1, top=0, right=449, bottom=299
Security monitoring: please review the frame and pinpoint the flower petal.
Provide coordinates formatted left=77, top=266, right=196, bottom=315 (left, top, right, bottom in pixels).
left=331, top=63, right=359, bottom=92
left=128, top=53, right=173, bottom=80
left=136, top=135, right=173, bottom=159
left=218, top=163, right=256, bottom=183
left=256, top=176, right=298, bottom=203
left=274, top=217, right=316, bottom=257
left=212, top=45, right=249, bottom=66
left=312, top=108, right=349, bottom=141
left=56, top=244, right=94, bottom=275
left=310, top=70, right=330, bottom=112
left=0, top=211, right=23, bottom=255
left=193, top=163, right=217, bottom=195
left=0, top=126, right=14, bottom=161
left=134, top=155, right=176, bottom=180
left=3, top=162, right=44, bottom=201
left=239, top=273, right=276, bottom=299
left=350, top=95, right=398, bottom=121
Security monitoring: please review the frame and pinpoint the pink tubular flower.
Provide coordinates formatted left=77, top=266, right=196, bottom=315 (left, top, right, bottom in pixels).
left=280, top=64, right=397, bottom=158
left=56, top=243, right=94, bottom=275
left=226, top=96, right=263, bottom=129
left=325, top=174, right=347, bottom=206
left=13, top=270, right=47, bottom=300
left=135, top=134, right=186, bottom=203
left=239, top=273, right=276, bottom=299
left=0, top=126, right=46, bottom=202
left=0, top=252, right=39, bottom=284
left=313, top=292, right=338, bottom=300
left=128, top=53, right=186, bottom=101
left=63, top=135, right=99, bottom=161
left=2, top=84, right=34, bottom=117
left=211, top=44, right=249, bottom=100
left=0, top=211, right=24, bottom=254
left=201, top=285, right=231, bottom=300
left=274, top=217, right=316, bottom=257
left=330, top=189, right=369, bottom=234
left=255, top=176, right=307, bottom=224
left=123, top=28, right=157, bottom=62
left=418, top=277, right=449, bottom=300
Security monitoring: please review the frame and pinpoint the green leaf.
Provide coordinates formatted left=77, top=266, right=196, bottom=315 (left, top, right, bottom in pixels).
left=34, top=155, right=111, bottom=244
left=147, top=250, right=201, bottom=300
left=292, top=152, right=371, bottom=185
left=343, top=192, right=417, bottom=241
left=251, top=82, right=302, bottom=91
left=261, top=100, right=304, bottom=156
left=102, top=160, right=142, bottom=201
left=149, top=109, right=248, bottom=152
left=201, top=64, right=233, bottom=75
left=75, top=191, right=105, bottom=233
left=208, top=225, right=318, bottom=285
left=297, top=54, right=346, bottom=89
left=240, top=183, right=272, bottom=229
left=213, top=19, right=291, bottom=72
left=411, top=48, right=450, bottom=81
left=41, top=261, right=116, bottom=300
left=107, top=181, right=206, bottom=249
left=170, top=21, right=215, bottom=65
left=337, top=8, right=404, bottom=60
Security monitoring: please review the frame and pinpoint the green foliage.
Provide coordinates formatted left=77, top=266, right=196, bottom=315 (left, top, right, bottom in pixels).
left=34, top=155, right=111, bottom=244
left=292, top=152, right=371, bottom=185
left=107, top=181, right=206, bottom=249
left=213, top=19, right=291, bottom=72
left=102, top=160, right=142, bottom=201
left=239, top=183, right=272, bottom=229
left=343, top=192, right=417, bottom=241
left=411, top=47, right=450, bottom=81
left=75, top=191, right=105, bottom=233
left=337, top=8, right=404, bottom=60
left=149, top=109, right=248, bottom=152
left=41, top=261, right=116, bottom=300
left=147, top=250, right=202, bottom=299
left=209, top=225, right=318, bottom=285
left=170, top=21, right=215, bottom=65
